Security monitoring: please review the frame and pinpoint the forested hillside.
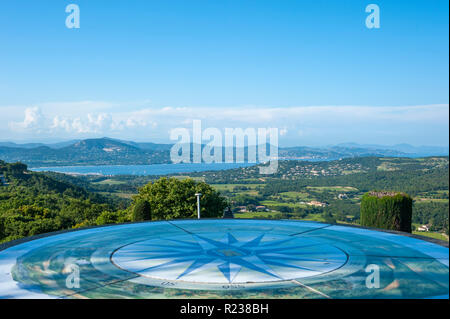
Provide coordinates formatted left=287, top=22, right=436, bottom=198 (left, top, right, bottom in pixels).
left=1, top=156, right=448, bottom=244
left=0, top=160, right=227, bottom=244
left=182, top=157, right=449, bottom=235
left=0, top=160, right=127, bottom=243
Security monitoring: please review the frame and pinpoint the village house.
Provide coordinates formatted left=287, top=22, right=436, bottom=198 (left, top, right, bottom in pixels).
left=307, top=201, right=328, bottom=207
left=338, top=193, right=348, bottom=200
left=417, top=225, right=430, bottom=232
left=237, top=206, right=247, bottom=212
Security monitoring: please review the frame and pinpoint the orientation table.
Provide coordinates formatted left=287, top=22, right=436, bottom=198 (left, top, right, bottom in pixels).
left=0, top=219, right=448, bottom=299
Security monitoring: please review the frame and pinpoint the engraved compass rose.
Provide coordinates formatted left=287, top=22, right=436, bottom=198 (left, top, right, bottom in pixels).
left=112, top=232, right=348, bottom=284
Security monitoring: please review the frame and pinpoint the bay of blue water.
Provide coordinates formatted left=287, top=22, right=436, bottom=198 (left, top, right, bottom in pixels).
left=31, top=162, right=255, bottom=176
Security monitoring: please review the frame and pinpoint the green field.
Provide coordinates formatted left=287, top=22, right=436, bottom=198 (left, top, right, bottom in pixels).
left=278, top=191, right=311, bottom=200
left=211, top=183, right=261, bottom=191
left=260, top=200, right=307, bottom=208
left=172, top=176, right=205, bottom=182
left=301, top=213, right=326, bottom=222
left=412, top=231, right=449, bottom=241
left=93, top=179, right=126, bottom=185
left=98, top=191, right=134, bottom=199
left=305, top=186, right=358, bottom=192
left=416, top=198, right=449, bottom=203
left=234, top=211, right=282, bottom=219
left=377, top=163, right=398, bottom=171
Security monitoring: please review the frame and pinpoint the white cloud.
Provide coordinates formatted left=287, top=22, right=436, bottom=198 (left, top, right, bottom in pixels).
left=50, top=113, right=113, bottom=134
left=1, top=102, right=448, bottom=145
left=9, top=107, right=44, bottom=131
left=51, top=116, right=71, bottom=131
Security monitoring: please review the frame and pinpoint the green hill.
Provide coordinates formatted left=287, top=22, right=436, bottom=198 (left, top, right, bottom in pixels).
left=0, top=160, right=124, bottom=243
left=0, top=138, right=171, bottom=167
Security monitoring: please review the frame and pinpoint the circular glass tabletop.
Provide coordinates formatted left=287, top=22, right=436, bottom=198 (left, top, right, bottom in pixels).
left=112, top=232, right=348, bottom=284
left=0, top=219, right=448, bottom=299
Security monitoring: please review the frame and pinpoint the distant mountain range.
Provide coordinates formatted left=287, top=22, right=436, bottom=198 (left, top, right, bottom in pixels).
left=0, top=138, right=448, bottom=167
left=0, top=140, right=80, bottom=149
left=0, top=138, right=172, bottom=167
left=0, top=139, right=173, bottom=151
left=335, top=143, right=449, bottom=157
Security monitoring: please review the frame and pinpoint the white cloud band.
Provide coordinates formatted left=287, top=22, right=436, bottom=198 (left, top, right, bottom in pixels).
left=1, top=102, right=448, bottom=145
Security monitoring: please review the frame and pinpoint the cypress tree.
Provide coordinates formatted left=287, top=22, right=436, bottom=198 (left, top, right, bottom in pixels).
left=132, top=200, right=151, bottom=221
left=360, top=191, right=412, bottom=233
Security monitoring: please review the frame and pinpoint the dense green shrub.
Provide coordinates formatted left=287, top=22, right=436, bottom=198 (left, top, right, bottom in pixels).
left=0, top=161, right=120, bottom=243
left=360, top=191, right=412, bottom=232
left=133, top=177, right=227, bottom=220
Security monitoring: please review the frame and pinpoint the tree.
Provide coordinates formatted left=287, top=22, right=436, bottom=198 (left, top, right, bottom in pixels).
left=8, top=162, right=27, bottom=173
left=0, top=218, right=4, bottom=239
left=133, top=177, right=227, bottom=220
left=132, top=200, right=151, bottom=221
left=322, top=211, right=337, bottom=224
left=96, top=211, right=120, bottom=225
left=360, top=191, right=412, bottom=233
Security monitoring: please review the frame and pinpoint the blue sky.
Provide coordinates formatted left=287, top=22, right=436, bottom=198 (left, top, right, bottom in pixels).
left=0, top=0, right=448, bottom=146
